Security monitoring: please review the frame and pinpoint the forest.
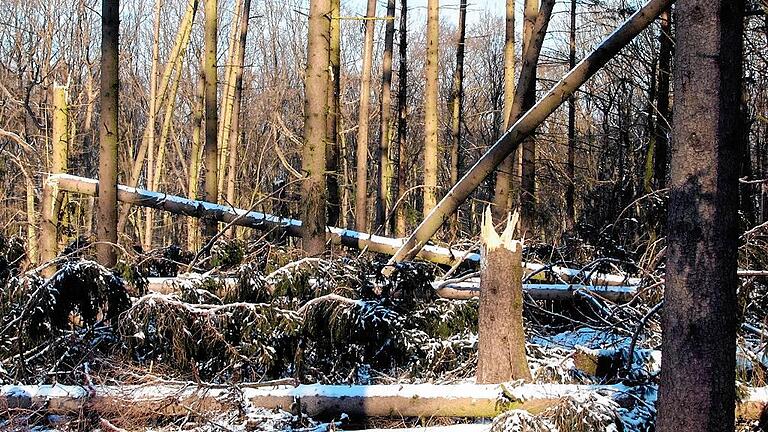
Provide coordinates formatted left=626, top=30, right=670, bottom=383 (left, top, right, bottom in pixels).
left=0, top=0, right=767, bottom=430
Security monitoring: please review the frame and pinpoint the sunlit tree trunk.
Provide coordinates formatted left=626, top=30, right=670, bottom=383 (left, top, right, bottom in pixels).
left=423, top=0, right=439, bottom=214
left=142, top=0, right=162, bottom=252
left=657, top=1, right=744, bottom=431
left=187, top=77, right=205, bottom=251
left=97, top=0, right=119, bottom=267
left=301, top=0, right=331, bottom=255
left=202, top=0, right=219, bottom=238
left=448, top=0, right=467, bottom=235
left=217, top=0, right=244, bottom=197
left=355, top=0, right=377, bottom=232
left=326, top=0, right=341, bottom=227
left=519, top=0, right=539, bottom=234
left=225, top=0, right=252, bottom=238
left=394, top=0, right=409, bottom=237
left=376, top=0, right=396, bottom=233
left=491, top=0, right=516, bottom=222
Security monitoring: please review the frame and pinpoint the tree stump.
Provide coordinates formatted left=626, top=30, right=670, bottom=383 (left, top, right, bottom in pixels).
left=476, top=208, right=532, bottom=383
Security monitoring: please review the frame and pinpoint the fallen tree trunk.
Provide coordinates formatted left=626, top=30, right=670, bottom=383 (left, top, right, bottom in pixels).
left=2, top=383, right=766, bottom=420
left=144, top=276, right=638, bottom=302
left=47, top=174, right=640, bottom=287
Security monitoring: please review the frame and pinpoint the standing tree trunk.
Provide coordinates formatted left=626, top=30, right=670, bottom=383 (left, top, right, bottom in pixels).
left=653, top=9, right=672, bottom=190
left=301, top=0, right=331, bottom=255
left=476, top=209, right=531, bottom=383
left=39, top=84, right=70, bottom=270
left=656, top=1, right=744, bottom=432
left=565, top=0, right=577, bottom=230
left=325, top=0, right=341, bottom=227
left=225, top=0, right=252, bottom=238
left=519, top=0, right=539, bottom=234
left=143, top=0, right=163, bottom=252
left=376, top=0, right=396, bottom=232
left=423, top=0, right=439, bottom=215
left=217, top=0, right=244, bottom=197
left=492, top=0, right=516, bottom=222
left=355, top=0, right=377, bottom=232
left=448, top=0, right=467, bottom=235
left=394, top=0, right=408, bottom=237
left=97, top=0, right=119, bottom=267
left=187, top=77, right=205, bottom=251
left=202, top=0, right=219, bottom=238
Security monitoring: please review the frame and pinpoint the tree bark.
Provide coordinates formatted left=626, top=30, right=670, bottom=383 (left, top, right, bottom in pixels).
left=385, top=0, right=674, bottom=267
left=565, top=0, right=577, bottom=230
left=448, top=0, right=467, bottom=235
left=376, top=0, right=396, bottom=233
left=519, top=0, right=539, bottom=234
left=187, top=77, right=205, bottom=251
left=492, top=0, right=516, bottom=223
left=355, top=0, right=377, bottom=232
left=143, top=0, right=162, bottom=252
left=202, top=0, right=219, bottom=238
left=423, top=0, right=439, bottom=214
left=301, top=0, right=331, bottom=255
left=656, top=1, right=744, bottom=432
left=476, top=210, right=531, bottom=383
left=325, top=0, right=341, bottom=227
left=394, top=0, right=409, bottom=237
left=96, top=0, right=119, bottom=267
left=225, top=0, right=253, bottom=238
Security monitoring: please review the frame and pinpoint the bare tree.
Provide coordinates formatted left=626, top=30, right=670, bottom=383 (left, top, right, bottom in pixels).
left=565, top=0, right=577, bottom=229
left=395, top=0, right=409, bottom=237
left=355, top=0, right=377, bottom=232
left=96, top=0, right=119, bottom=267
left=656, top=1, right=744, bottom=431
left=376, top=0, right=396, bottom=232
left=326, top=0, right=341, bottom=227
left=492, top=0, right=516, bottom=223
left=202, top=0, right=219, bottom=238
left=448, top=0, right=467, bottom=235
left=423, top=0, right=439, bottom=215
left=301, top=0, right=331, bottom=254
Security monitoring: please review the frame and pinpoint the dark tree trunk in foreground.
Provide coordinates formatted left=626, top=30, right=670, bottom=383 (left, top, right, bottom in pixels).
left=394, top=0, right=408, bottom=237
left=301, top=0, right=331, bottom=255
left=326, top=0, right=341, bottom=227
left=97, top=0, right=119, bottom=267
left=565, top=0, right=576, bottom=230
left=656, top=1, right=744, bottom=432
left=376, top=0, right=396, bottom=232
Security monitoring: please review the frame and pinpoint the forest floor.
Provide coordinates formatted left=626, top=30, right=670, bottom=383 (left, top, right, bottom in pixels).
left=0, top=235, right=766, bottom=431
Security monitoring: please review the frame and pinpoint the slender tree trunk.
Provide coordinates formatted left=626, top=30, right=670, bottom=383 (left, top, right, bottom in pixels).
left=188, top=77, right=205, bottom=251
left=448, top=0, right=467, bottom=235
left=202, top=0, right=219, bottom=238
left=97, top=0, right=119, bottom=267
left=654, top=9, right=672, bottom=190
left=301, top=0, right=331, bottom=255
left=376, top=0, right=396, bottom=233
left=117, top=0, right=198, bottom=234
left=423, top=0, right=439, bottom=215
left=225, top=0, right=252, bottom=238
left=519, top=0, right=538, bottom=234
left=217, top=0, right=244, bottom=197
left=143, top=0, right=162, bottom=252
left=325, top=0, right=341, bottom=227
left=656, top=2, right=744, bottom=431
left=565, top=0, right=576, bottom=230
left=492, top=0, right=516, bottom=223
left=355, top=0, right=377, bottom=232
left=394, top=0, right=408, bottom=237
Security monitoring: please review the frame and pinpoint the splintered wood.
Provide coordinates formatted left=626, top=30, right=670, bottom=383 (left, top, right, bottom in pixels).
left=476, top=209, right=532, bottom=383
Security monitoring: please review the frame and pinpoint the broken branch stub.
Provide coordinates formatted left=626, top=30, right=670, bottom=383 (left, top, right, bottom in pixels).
left=477, top=209, right=531, bottom=383
left=385, top=0, right=676, bottom=269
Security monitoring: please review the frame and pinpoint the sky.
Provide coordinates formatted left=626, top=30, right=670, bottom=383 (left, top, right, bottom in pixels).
left=344, top=0, right=509, bottom=27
